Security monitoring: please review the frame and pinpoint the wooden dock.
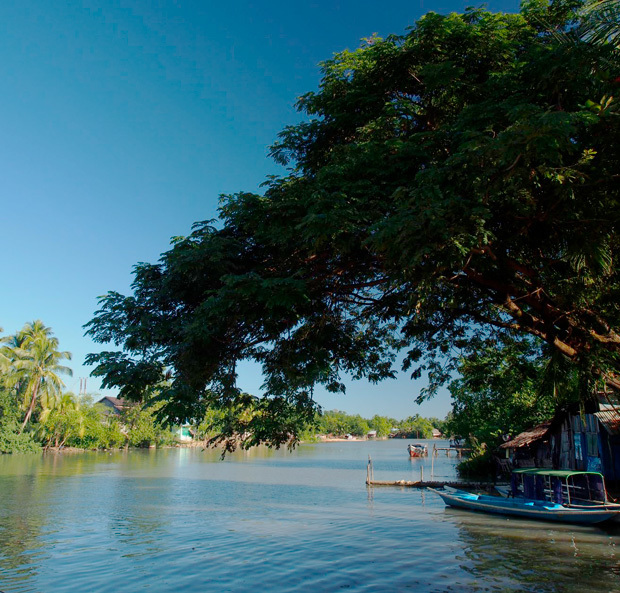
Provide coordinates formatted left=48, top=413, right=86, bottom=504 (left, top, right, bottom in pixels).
left=366, top=479, right=497, bottom=491
left=432, top=445, right=472, bottom=458
left=365, top=456, right=497, bottom=492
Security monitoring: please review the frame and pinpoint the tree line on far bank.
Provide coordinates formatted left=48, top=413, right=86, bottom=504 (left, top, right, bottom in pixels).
left=305, top=410, right=447, bottom=440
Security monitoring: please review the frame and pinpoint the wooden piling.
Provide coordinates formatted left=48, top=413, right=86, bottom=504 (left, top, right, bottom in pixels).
left=366, top=455, right=374, bottom=484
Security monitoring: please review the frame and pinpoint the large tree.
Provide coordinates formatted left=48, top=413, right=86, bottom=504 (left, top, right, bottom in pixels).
left=86, top=0, right=620, bottom=448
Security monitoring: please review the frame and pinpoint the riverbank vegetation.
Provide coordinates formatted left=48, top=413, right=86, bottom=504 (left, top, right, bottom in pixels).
left=0, top=322, right=177, bottom=453
left=445, top=334, right=584, bottom=476
left=306, top=410, right=446, bottom=440
left=191, top=397, right=446, bottom=443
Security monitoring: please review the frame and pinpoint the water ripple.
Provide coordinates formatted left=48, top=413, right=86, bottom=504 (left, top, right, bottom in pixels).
left=0, top=443, right=618, bottom=592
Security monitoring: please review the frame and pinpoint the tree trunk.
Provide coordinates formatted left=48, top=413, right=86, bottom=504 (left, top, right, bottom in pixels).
left=20, top=378, right=41, bottom=434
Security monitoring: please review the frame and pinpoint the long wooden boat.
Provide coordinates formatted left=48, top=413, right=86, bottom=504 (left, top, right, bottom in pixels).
left=408, top=443, right=428, bottom=457
left=430, top=487, right=620, bottom=524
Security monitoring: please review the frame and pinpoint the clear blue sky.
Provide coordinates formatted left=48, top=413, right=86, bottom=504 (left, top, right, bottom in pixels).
left=1, top=0, right=520, bottom=420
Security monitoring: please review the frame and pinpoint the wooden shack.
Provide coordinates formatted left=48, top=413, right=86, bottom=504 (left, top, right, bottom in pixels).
left=500, top=394, right=620, bottom=485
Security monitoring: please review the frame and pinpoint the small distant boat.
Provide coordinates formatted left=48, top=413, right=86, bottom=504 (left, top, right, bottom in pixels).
left=432, top=468, right=620, bottom=525
left=408, top=444, right=428, bottom=458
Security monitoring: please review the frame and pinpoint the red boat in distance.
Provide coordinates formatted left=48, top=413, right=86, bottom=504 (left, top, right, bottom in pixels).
left=408, top=444, right=428, bottom=458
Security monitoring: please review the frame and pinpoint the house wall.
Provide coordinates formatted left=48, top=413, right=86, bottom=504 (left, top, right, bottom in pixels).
left=507, top=412, right=618, bottom=484
left=599, top=429, right=620, bottom=483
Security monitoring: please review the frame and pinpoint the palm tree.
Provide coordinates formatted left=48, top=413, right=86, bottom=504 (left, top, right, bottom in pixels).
left=2, top=321, right=73, bottom=433
left=580, top=0, right=620, bottom=49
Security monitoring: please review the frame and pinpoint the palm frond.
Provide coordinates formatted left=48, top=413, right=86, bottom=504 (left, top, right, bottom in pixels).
left=580, top=0, right=620, bottom=49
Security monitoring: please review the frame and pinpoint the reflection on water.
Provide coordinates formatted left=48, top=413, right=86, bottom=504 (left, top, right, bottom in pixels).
left=0, top=441, right=618, bottom=592
left=444, top=509, right=620, bottom=593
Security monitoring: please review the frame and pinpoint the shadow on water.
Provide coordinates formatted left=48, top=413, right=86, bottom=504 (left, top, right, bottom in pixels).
left=441, top=508, right=620, bottom=593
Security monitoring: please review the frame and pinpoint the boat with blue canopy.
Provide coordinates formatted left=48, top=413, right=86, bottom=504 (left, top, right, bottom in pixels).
left=431, top=468, right=620, bottom=525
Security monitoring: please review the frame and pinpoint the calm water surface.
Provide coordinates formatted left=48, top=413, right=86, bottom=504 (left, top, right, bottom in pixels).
left=0, top=440, right=618, bottom=592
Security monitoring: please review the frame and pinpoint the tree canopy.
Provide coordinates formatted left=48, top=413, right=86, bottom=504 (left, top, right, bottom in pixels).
left=445, top=334, right=580, bottom=450
left=86, top=0, right=620, bottom=448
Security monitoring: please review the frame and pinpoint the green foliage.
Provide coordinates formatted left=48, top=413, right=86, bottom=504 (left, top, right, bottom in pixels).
left=0, top=385, right=20, bottom=425
left=580, top=0, right=620, bottom=49
left=0, top=421, right=41, bottom=454
left=67, top=402, right=125, bottom=449
left=37, top=392, right=83, bottom=449
left=427, top=417, right=449, bottom=434
left=298, top=410, right=442, bottom=439
left=397, top=415, right=435, bottom=438
left=121, top=403, right=175, bottom=448
left=315, top=410, right=371, bottom=437
left=368, top=415, right=394, bottom=437
left=195, top=407, right=227, bottom=440
left=296, top=424, right=321, bottom=442
left=445, top=334, right=579, bottom=453
left=456, top=448, right=497, bottom=479
left=86, top=1, right=620, bottom=447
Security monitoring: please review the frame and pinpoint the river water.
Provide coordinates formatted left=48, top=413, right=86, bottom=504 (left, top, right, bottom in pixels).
left=0, top=440, right=618, bottom=592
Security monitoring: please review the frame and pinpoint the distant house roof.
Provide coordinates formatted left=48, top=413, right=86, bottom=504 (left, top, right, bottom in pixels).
left=432, top=428, right=442, bottom=437
left=500, top=422, right=552, bottom=449
left=97, top=396, right=131, bottom=414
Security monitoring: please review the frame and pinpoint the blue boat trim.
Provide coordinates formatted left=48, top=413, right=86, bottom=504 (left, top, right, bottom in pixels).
left=431, top=487, right=620, bottom=525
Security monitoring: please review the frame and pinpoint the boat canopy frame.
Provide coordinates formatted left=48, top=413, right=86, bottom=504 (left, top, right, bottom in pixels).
left=510, top=468, right=608, bottom=505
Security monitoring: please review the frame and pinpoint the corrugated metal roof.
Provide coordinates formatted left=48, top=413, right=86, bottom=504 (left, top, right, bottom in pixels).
left=595, top=406, right=620, bottom=435
left=500, top=422, right=551, bottom=449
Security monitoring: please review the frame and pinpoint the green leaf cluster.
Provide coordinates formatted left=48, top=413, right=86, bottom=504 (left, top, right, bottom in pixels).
left=0, top=421, right=41, bottom=454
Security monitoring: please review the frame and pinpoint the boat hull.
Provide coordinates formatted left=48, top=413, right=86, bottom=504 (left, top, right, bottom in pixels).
left=407, top=444, right=428, bottom=458
left=431, top=488, right=620, bottom=525
left=409, top=450, right=426, bottom=458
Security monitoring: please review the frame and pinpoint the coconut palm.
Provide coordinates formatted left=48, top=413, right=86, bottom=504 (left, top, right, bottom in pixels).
left=2, top=321, right=73, bottom=433
left=581, top=0, right=620, bottom=49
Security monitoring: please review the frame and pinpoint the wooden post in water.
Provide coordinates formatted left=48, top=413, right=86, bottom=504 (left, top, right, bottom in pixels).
left=431, top=449, right=435, bottom=481
left=367, top=455, right=374, bottom=484
left=420, top=465, right=424, bottom=482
